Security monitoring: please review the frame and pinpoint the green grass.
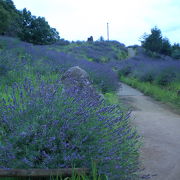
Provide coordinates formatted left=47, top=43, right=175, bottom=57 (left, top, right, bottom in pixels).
left=120, top=76, right=180, bottom=109
left=104, top=92, right=119, bottom=104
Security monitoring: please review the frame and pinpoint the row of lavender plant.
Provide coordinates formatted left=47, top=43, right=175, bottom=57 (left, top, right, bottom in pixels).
left=0, top=36, right=119, bottom=93
left=51, top=40, right=128, bottom=63
left=0, top=78, right=140, bottom=179
left=111, top=56, right=180, bottom=87
left=0, top=36, right=140, bottom=179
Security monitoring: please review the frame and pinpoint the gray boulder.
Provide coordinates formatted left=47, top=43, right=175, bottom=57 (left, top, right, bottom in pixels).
left=61, top=66, right=91, bottom=90
left=61, top=66, right=100, bottom=98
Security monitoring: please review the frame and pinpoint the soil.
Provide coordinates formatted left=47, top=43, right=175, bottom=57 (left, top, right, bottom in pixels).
left=118, top=83, right=180, bottom=180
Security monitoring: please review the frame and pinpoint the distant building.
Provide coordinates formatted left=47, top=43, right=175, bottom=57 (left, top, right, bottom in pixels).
left=128, top=48, right=136, bottom=58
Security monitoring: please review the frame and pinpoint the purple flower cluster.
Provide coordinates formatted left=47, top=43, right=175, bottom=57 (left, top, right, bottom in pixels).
left=25, top=46, right=119, bottom=93
left=0, top=36, right=140, bottom=179
left=0, top=36, right=121, bottom=92
left=52, top=40, right=127, bottom=63
left=0, top=78, right=139, bottom=179
left=111, top=55, right=180, bottom=86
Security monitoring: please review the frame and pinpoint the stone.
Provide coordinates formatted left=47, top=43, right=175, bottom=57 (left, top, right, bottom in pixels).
left=61, top=66, right=101, bottom=100
left=61, top=66, right=90, bottom=88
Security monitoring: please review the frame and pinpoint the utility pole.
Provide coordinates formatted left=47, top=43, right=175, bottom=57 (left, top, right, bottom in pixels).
left=107, top=22, right=109, bottom=41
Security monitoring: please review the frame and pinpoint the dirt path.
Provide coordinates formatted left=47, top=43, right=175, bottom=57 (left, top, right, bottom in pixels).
left=118, top=83, right=180, bottom=180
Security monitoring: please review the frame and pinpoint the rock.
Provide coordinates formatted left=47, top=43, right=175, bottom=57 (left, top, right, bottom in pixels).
left=61, top=66, right=90, bottom=89
left=61, top=66, right=100, bottom=99
left=61, top=66, right=103, bottom=100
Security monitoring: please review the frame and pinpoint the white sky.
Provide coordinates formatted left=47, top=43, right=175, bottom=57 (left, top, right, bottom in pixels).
left=13, top=0, right=180, bottom=46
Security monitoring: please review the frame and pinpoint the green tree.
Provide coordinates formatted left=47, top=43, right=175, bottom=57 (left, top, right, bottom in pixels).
left=0, top=0, right=21, bottom=36
left=141, top=26, right=172, bottom=56
left=0, top=1, right=60, bottom=44
left=172, top=43, right=180, bottom=59
left=19, top=8, right=60, bottom=45
left=18, top=8, right=35, bottom=42
left=141, top=26, right=162, bottom=53
left=161, top=38, right=172, bottom=56
left=0, top=5, right=10, bottom=34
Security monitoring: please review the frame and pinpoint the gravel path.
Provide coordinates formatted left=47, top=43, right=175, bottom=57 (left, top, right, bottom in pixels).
left=118, top=83, right=180, bottom=180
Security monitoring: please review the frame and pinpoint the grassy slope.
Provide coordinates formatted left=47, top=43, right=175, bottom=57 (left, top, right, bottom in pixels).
left=50, top=41, right=128, bottom=62
left=121, top=76, right=180, bottom=109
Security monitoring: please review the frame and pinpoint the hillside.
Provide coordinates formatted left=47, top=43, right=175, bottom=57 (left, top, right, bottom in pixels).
left=0, top=35, right=180, bottom=180
left=0, top=36, right=141, bottom=179
left=0, top=0, right=180, bottom=179
left=0, top=36, right=128, bottom=93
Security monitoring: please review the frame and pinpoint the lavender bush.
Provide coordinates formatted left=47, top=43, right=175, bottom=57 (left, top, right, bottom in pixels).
left=0, top=36, right=120, bottom=93
left=0, top=36, right=140, bottom=179
left=51, top=40, right=127, bottom=63
left=0, top=78, right=140, bottom=179
left=114, top=56, right=180, bottom=86
left=25, top=46, right=119, bottom=93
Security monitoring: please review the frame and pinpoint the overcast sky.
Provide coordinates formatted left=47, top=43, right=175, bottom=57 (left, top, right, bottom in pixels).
left=13, top=0, right=180, bottom=46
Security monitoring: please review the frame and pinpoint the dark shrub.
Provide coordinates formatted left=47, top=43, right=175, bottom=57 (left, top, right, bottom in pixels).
left=140, top=71, right=155, bottom=83
left=156, top=71, right=176, bottom=86
left=118, top=66, right=132, bottom=77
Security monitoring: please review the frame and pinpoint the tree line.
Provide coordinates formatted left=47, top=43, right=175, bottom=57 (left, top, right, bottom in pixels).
left=0, top=0, right=60, bottom=45
left=141, top=26, right=180, bottom=59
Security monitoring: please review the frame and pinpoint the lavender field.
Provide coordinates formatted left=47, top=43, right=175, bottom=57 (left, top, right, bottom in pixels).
left=1, top=0, right=180, bottom=179
left=1, top=35, right=179, bottom=179
left=114, top=51, right=180, bottom=107
left=0, top=36, right=140, bottom=180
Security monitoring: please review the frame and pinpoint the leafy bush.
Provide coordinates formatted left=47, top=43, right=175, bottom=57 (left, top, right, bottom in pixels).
left=0, top=79, right=140, bottom=179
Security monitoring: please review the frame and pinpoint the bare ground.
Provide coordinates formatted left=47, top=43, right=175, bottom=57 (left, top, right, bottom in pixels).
left=118, top=83, right=180, bottom=180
